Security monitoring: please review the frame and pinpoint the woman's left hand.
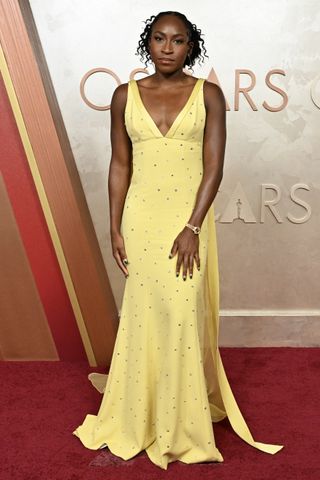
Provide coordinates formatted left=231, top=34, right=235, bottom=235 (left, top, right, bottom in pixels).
left=169, top=227, right=200, bottom=280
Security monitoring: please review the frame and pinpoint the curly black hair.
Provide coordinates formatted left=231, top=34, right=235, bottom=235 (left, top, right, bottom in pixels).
left=135, top=11, right=208, bottom=69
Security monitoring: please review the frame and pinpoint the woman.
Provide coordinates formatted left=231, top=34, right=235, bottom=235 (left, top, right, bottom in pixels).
left=73, top=11, right=283, bottom=470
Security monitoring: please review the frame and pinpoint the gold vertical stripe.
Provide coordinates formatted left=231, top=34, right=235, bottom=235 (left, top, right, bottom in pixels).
left=0, top=45, right=97, bottom=366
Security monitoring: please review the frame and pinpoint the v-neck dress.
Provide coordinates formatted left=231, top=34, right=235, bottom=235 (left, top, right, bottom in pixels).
left=72, top=77, right=284, bottom=470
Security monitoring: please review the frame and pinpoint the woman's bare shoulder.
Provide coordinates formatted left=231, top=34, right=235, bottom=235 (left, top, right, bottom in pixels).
left=203, top=80, right=226, bottom=110
left=111, top=82, right=129, bottom=110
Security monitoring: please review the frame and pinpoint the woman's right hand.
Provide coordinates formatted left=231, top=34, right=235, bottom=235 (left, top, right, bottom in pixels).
left=111, top=231, right=129, bottom=277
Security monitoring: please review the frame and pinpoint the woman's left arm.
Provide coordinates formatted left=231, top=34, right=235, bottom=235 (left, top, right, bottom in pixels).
left=169, top=81, right=226, bottom=278
left=188, top=80, right=226, bottom=227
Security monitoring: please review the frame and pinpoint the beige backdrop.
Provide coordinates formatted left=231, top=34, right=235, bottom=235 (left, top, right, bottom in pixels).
left=29, top=0, right=320, bottom=346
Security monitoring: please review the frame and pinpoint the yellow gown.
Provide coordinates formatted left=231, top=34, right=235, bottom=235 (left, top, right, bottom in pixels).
left=72, top=77, right=284, bottom=470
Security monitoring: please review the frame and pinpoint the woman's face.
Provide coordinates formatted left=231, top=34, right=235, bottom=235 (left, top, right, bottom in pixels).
left=148, top=15, right=193, bottom=72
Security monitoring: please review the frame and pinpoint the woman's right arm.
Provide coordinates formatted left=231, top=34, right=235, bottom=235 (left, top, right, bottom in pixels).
left=108, top=83, right=132, bottom=277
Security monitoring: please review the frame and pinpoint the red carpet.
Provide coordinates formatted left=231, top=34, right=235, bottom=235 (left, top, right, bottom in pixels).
left=1, top=348, right=319, bottom=479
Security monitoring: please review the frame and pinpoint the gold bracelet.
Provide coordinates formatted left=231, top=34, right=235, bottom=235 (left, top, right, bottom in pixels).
left=185, top=223, right=201, bottom=234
